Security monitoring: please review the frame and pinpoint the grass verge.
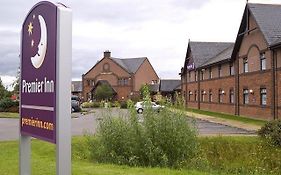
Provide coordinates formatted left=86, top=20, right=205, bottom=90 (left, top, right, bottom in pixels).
left=0, top=112, right=19, bottom=119
left=0, top=137, right=210, bottom=175
left=187, top=108, right=266, bottom=126
left=1, top=136, right=281, bottom=174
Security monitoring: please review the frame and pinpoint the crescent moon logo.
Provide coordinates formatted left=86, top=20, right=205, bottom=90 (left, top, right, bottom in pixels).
left=31, top=15, right=47, bottom=69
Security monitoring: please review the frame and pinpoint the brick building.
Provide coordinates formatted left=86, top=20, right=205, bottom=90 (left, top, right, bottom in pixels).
left=181, top=3, right=281, bottom=120
left=82, top=51, right=159, bottom=101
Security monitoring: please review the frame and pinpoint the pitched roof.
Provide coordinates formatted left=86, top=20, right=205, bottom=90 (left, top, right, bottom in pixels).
left=160, top=79, right=181, bottom=92
left=189, top=41, right=233, bottom=68
left=111, top=57, right=147, bottom=74
left=232, top=3, right=281, bottom=59
left=71, top=81, right=82, bottom=92
left=149, top=84, right=160, bottom=93
left=201, top=44, right=234, bottom=67
left=248, top=3, right=281, bottom=46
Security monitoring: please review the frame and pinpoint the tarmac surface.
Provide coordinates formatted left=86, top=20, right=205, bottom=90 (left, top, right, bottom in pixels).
left=0, top=108, right=256, bottom=141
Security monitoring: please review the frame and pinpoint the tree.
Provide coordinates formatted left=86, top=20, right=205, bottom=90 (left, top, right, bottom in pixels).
left=0, top=78, right=10, bottom=100
left=12, top=66, right=20, bottom=94
left=140, top=84, right=151, bottom=100
left=94, top=84, right=114, bottom=101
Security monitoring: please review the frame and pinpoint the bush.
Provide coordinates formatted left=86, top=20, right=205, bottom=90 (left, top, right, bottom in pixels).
left=81, top=102, right=101, bottom=108
left=0, top=98, right=18, bottom=112
left=258, top=120, right=281, bottom=147
left=87, top=101, right=199, bottom=168
left=110, top=101, right=120, bottom=108
left=120, top=101, right=127, bottom=109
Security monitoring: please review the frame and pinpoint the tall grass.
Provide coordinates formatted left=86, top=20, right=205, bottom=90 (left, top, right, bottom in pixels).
left=87, top=86, right=200, bottom=168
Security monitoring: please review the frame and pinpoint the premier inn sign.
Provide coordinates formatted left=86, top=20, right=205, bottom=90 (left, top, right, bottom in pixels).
left=20, top=2, right=72, bottom=174
left=21, top=2, right=57, bottom=143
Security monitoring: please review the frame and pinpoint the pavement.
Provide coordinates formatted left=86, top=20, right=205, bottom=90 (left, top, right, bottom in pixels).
left=184, top=110, right=261, bottom=132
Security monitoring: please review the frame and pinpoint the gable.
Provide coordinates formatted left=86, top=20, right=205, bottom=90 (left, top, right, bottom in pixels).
left=232, top=3, right=281, bottom=59
left=84, top=57, right=130, bottom=79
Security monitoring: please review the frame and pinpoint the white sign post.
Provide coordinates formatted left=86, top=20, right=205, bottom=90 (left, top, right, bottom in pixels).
left=56, top=4, right=72, bottom=175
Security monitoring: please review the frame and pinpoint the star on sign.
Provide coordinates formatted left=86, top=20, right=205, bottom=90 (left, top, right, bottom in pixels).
left=28, top=22, right=33, bottom=36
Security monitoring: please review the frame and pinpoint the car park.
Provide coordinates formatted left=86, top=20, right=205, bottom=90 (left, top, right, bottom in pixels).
left=134, top=101, right=163, bottom=114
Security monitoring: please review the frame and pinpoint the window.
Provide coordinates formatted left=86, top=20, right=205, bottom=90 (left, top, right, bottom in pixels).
left=260, top=88, right=267, bottom=105
left=260, top=53, right=266, bottom=71
left=201, top=71, right=204, bottom=80
left=118, top=78, right=129, bottom=86
left=209, top=90, right=213, bottom=102
left=230, top=63, right=234, bottom=75
left=209, top=67, right=213, bottom=79
left=201, top=90, right=205, bottom=102
left=229, top=89, right=234, bottom=104
left=188, top=71, right=191, bottom=81
left=218, top=65, right=222, bottom=77
left=194, top=91, right=197, bottom=101
left=87, top=80, right=91, bottom=86
left=218, top=89, right=223, bottom=103
left=195, top=71, right=197, bottom=81
left=243, top=58, right=249, bottom=73
left=188, top=91, right=192, bottom=101
left=243, top=89, right=249, bottom=104
left=151, top=80, right=158, bottom=84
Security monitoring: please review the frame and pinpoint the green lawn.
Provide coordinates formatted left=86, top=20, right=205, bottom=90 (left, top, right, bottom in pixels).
left=0, top=112, right=19, bottom=119
left=0, top=137, right=211, bottom=175
left=186, top=108, right=267, bottom=126
left=1, top=136, right=281, bottom=175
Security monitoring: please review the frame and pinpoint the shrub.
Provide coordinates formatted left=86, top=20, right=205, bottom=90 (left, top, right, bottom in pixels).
left=111, top=101, right=120, bottom=108
left=258, top=120, right=281, bottom=147
left=120, top=101, right=127, bottom=109
left=81, top=102, right=101, bottom=108
left=87, top=101, right=199, bottom=168
left=0, top=98, right=18, bottom=112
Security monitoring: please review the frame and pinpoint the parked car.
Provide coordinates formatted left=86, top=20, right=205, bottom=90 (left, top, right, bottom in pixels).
left=134, top=101, right=164, bottom=114
left=71, top=96, right=81, bottom=112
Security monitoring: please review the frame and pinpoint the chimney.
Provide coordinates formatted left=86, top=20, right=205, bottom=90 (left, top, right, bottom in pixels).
left=104, top=50, right=111, bottom=58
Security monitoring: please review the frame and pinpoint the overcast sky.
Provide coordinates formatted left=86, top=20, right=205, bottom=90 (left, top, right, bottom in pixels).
left=1, top=0, right=281, bottom=89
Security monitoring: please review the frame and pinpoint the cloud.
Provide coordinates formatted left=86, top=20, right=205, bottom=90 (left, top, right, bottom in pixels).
left=1, top=0, right=281, bottom=88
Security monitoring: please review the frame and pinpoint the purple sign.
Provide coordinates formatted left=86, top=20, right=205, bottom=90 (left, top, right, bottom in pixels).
left=21, top=2, right=57, bottom=143
left=186, top=62, right=195, bottom=70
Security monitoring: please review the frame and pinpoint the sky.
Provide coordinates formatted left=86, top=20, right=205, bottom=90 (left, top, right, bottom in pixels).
left=1, top=0, right=281, bottom=90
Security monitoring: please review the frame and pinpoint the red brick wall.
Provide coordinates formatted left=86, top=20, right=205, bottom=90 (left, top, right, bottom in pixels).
left=180, top=12, right=279, bottom=120
left=134, top=59, right=159, bottom=91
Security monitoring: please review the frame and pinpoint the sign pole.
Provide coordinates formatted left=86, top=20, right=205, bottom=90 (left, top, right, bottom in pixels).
left=56, top=5, right=72, bottom=175
left=19, top=135, right=31, bottom=175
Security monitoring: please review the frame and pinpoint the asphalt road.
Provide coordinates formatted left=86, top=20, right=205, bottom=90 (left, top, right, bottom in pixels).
left=0, top=109, right=255, bottom=141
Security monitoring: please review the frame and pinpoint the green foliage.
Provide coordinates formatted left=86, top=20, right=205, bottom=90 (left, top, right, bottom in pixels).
left=0, top=98, right=18, bottom=112
left=200, top=136, right=281, bottom=174
left=0, top=78, right=11, bottom=100
left=258, top=120, right=281, bottom=147
left=87, top=99, right=199, bottom=168
left=139, top=84, right=151, bottom=100
left=111, top=101, right=120, bottom=108
left=173, top=92, right=185, bottom=110
left=120, top=101, right=127, bottom=109
left=81, top=102, right=100, bottom=108
left=94, top=84, right=114, bottom=101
